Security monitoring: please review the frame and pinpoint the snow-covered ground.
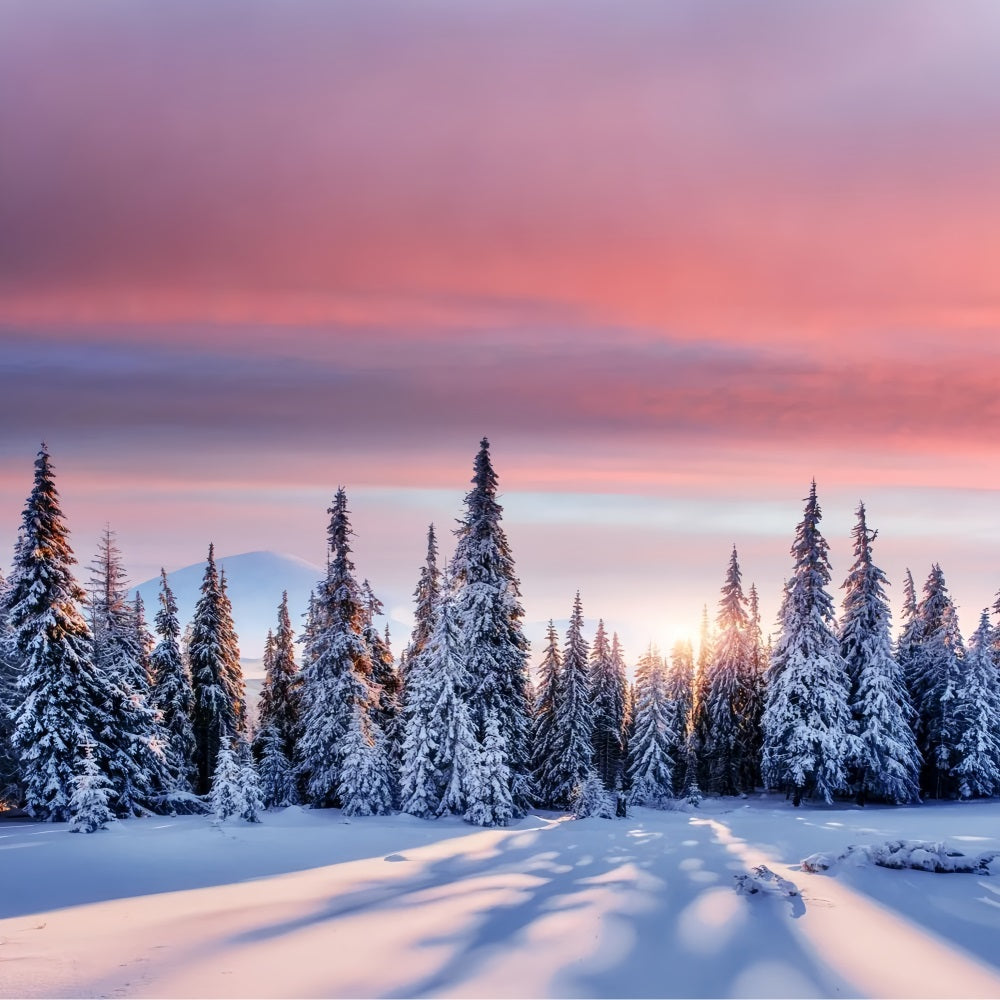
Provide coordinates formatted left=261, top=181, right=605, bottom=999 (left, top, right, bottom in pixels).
left=2, top=797, right=999, bottom=998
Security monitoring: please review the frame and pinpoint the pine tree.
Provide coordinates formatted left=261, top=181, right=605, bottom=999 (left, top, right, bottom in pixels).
left=298, top=489, right=390, bottom=808
left=362, top=581, right=400, bottom=778
left=8, top=446, right=118, bottom=821
left=218, top=569, right=247, bottom=736
left=953, top=610, right=1000, bottom=798
left=210, top=741, right=245, bottom=821
left=762, top=482, right=853, bottom=805
left=464, top=708, right=514, bottom=827
left=398, top=655, right=442, bottom=818
left=256, top=592, right=301, bottom=760
left=548, top=593, right=594, bottom=807
left=627, top=645, right=675, bottom=806
left=571, top=769, right=615, bottom=819
left=256, top=723, right=299, bottom=808
left=149, top=569, right=197, bottom=793
left=688, top=605, right=713, bottom=789
left=402, top=524, right=440, bottom=688
left=664, top=640, right=695, bottom=796
left=189, top=545, right=241, bottom=794
left=897, top=569, right=922, bottom=685
left=839, top=504, right=920, bottom=805
left=0, top=566, right=21, bottom=804
left=703, top=548, right=759, bottom=795
left=590, top=619, right=627, bottom=793
left=530, top=621, right=562, bottom=807
left=910, top=565, right=965, bottom=798
left=87, top=528, right=165, bottom=815
left=338, top=703, right=394, bottom=816
left=68, top=746, right=115, bottom=834
left=429, top=584, right=480, bottom=818
left=451, top=438, right=533, bottom=815
left=237, top=738, right=264, bottom=822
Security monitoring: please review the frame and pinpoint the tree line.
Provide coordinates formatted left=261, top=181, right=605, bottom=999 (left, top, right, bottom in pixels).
left=1, top=442, right=998, bottom=832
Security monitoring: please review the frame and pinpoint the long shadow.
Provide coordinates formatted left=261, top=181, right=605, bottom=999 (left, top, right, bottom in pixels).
left=201, top=808, right=857, bottom=999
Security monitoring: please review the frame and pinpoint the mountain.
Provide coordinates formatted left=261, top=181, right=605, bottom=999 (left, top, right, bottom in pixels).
left=132, top=550, right=323, bottom=661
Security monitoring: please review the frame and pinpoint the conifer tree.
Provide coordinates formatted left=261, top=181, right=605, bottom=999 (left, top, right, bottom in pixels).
left=87, top=528, right=165, bottom=815
left=530, top=621, right=562, bottom=807
left=952, top=610, right=1000, bottom=798
left=762, top=482, right=853, bottom=805
left=627, top=645, right=675, bottom=806
left=571, top=770, right=615, bottom=819
left=688, top=606, right=713, bottom=789
left=664, top=640, right=695, bottom=795
left=149, top=569, right=197, bottom=793
left=298, top=489, right=389, bottom=807
left=704, top=548, right=759, bottom=795
left=338, top=702, right=394, bottom=816
left=897, top=569, right=922, bottom=685
left=403, top=524, right=441, bottom=687
left=218, top=569, right=247, bottom=736
left=464, top=708, right=514, bottom=827
left=256, top=723, right=299, bottom=808
left=257, top=592, right=301, bottom=760
left=9, top=447, right=119, bottom=821
left=0, top=566, right=20, bottom=804
left=210, top=741, right=246, bottom=821
left=451, top=438, right=533, bottom=815
left=133, top=592, right=154, bottom=685
left=839, top=504, right=920, bottom=804
left=590, top=619, right=627, bottom=792
left=362, top=581, right=400, bottom=774
left=548, top=593, right=594, bottom=807
left=68, top=746, right=115, bottom=834
left=189, top=545, right=241, bottom=793
left=910, top=565, right=965, bottom=798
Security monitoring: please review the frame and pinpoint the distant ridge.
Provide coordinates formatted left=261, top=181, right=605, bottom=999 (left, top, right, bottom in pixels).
left=132, top=550, right=323, bottom=660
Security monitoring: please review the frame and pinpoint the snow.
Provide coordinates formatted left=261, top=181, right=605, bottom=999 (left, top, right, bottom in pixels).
left=1, top=797, right=1000, bottom=998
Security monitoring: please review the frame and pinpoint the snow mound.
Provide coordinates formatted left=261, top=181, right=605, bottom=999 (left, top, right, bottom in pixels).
left=803, top=840, right=1000, bottom=875
left=734, top=864, right=800, bottom=897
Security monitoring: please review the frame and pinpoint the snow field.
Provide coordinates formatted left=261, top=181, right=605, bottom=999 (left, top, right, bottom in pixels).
left=2, top=797, right=1000, bottom=998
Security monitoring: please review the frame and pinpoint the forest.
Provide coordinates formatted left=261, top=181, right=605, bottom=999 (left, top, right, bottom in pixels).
left=1, top=438, right=998, bottom=833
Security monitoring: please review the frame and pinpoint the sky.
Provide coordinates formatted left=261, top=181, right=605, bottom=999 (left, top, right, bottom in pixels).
left=2, top=0, right=1000, bottom=659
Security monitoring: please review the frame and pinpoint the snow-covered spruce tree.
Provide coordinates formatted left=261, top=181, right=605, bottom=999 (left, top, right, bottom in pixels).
left=664, top=640, right=695, bottom=796
left=571, top=769, right=615, bottom=819
left=87, top=528, right=167, bottom=815
left=627, top=645, right=675, bottom=807
left=68, top=746, right=116, bottom=834
left=839, top=504, right=920, bottom=805
left=529, top=620, right=562, bottom=807
left=256, top=592, right=301, bottom=760
left=256, top=723, right=298, bottom=808
left=0, top=566, right=21, bottom=804
left=397, top=659, right=441, bottom=818
left=590, top=619, right=627, bottom=793
left=687, top=606, right=714, bottom=790
left=762, top=482, right=853, bottom=805
left=464, top=708, right=514, bottom=827
left=953, top=610, right=1000, bottom=798
left=133, top=592, right=154, bottom=685
left=338, top=701, right=394, bottom=817
left=547, top=593, right=595, bottom=807
left=189, top=545, right=241, bottom=794
left=8, top=447, right=120, bottom=821
left=909, top=565, right=965, bottom=798
left=451, top=438, right=533, bottom=815
left=217, top=569, right=247, bottom=736
left=297, top=489, right=390, bottom=809
left=149, top=569, right=197, bottom=793
left=210, top=740, right=245, bottom=821
left=362, top=581, right=401, bottom=776
left=896, top=569, right=922, bottom=688
left=703, top=547, right=759, bottom=795
left=410, top=579, right=478, bottom=818
left=237, top=738, right=264, bottom=822
left=402, top=524, right=441, bottom=688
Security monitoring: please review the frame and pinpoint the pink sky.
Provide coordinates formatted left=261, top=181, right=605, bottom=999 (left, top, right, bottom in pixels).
left=1, top=1, right=999, bottom=656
